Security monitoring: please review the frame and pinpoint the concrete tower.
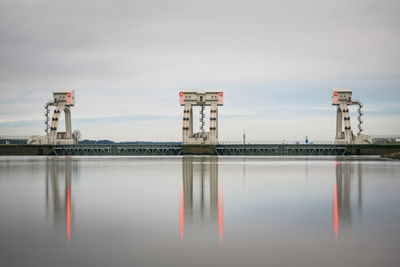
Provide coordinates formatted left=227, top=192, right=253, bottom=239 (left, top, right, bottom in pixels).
left=332, top=89, right=371, bottom=144
left=179, top=90, right=224, bottom=145
left=46, top=90, right=76, bottom=145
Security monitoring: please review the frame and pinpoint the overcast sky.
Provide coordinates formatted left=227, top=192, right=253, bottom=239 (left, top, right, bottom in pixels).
left=0, top=0, right=399, bottom=141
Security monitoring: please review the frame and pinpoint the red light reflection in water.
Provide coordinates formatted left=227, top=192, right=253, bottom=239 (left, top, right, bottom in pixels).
left=219, top=186, right=223, bottom=240
left=334, top=161, right=338, bottom=165
left=179, top=186, right=184, bottom=239
left=334, top=182, right=338, bottom=240
left=67, top=187, right=71, bottom=241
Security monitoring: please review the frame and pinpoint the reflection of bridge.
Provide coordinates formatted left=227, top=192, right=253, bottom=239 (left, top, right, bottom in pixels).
left=180, top=156, right=223, bottom=239
left=53, top=144, right=347, bottom=156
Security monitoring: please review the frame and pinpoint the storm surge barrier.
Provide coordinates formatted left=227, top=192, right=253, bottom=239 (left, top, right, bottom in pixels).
left=54, top=144, right=347, bottom=156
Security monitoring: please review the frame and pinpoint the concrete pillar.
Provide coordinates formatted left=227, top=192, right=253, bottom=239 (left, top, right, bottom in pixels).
left=215, top=106, right=219, bottom=141
left=189, top=106, right=193, bottom=138
left=341, top=104, right=352, bottom=144
left=210, top=103, right=218, bottom=144
left=50, top=103, right=65, bottom=144
left=336, top=107, right=343, bottom=140
left=64, top=107, right=72, bottom=139
left=182, top=103, right=192, bottom=144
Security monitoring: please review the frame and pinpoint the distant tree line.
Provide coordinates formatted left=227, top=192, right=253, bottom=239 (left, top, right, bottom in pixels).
left=78, top=139, right=181, bottom=145
left=0, top=139, right=27, bottom=144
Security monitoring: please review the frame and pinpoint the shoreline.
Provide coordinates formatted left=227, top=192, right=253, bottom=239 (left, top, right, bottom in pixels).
left=382, top=152, right=400, bottom=160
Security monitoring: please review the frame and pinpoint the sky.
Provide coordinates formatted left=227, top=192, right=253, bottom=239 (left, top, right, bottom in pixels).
left=0, top=0, right=399, bottom=142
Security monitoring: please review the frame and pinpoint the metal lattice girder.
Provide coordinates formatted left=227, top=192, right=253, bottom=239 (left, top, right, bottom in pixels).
left=216, top=144, right=346, bottom=156
left=54, top=144, right=346, bottom=156
left=53, top=144, right=182, bottom=156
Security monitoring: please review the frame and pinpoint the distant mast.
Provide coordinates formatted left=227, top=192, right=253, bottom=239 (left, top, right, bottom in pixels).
left=243, top=129, right=246, bottom=144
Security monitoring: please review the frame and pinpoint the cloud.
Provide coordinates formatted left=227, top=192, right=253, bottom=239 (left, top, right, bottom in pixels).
left=0, top=0, right=399, bottom=140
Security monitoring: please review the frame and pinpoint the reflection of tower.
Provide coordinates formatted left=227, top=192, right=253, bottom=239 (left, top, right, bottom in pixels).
left=46, top=157, right=72, bottom=241
left=336, top=162, right=352, bottom=225
left=180, top=156, right=222, bottom=239
left=334, top=161, right=363, bottom=239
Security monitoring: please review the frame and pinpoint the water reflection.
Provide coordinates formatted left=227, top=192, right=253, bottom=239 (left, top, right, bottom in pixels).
left=180, top=156, right=223, bottom=239
left=45, top=157, right=73, bottom=241
left=1, top=156, right=400, bottom=266
left=334, top=161, right=363, bottom=239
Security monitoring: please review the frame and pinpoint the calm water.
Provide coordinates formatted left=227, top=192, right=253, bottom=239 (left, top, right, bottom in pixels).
left=0, top=156, right=400, bottom=267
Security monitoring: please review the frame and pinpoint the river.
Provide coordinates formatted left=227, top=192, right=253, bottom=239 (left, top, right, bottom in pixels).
left=0, top=156, right=399, bottom=266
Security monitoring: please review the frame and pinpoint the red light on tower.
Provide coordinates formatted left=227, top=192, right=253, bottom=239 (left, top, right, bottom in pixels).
left=334, top=91, right=338, bottom=96
left=219, top=92, right=223, bottom=96
left=179, top=92, right=184, bottom=97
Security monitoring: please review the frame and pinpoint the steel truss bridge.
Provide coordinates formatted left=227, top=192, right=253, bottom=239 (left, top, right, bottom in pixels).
left=54, top=144, right=347, bottom=156
left=215, top=144, right=346, bottom=156
left=54, top=144, right=182, bottom=156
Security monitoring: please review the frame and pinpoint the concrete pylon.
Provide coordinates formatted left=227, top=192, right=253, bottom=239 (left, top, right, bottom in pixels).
left=332, top=88, right=371, bottom=144
left=46, top=90, right=75, bottom=145
left=179, top=90, right=224, bottom=145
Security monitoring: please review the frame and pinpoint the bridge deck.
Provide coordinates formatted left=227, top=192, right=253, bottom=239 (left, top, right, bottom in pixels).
left=54, top=144, right=347, bottom=156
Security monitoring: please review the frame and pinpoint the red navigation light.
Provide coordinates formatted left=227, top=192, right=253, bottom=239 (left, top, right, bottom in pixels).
left=219, top=92, right=223, bottom=96
left=67, top=99, right=71, bottom=103
left=334, top=91, right=338, bottom=96
left=179, top=92, right=184, bottom=97
left=334, top=97, right=338, bottom=102
left=67, top=92, right=71, bottom=97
